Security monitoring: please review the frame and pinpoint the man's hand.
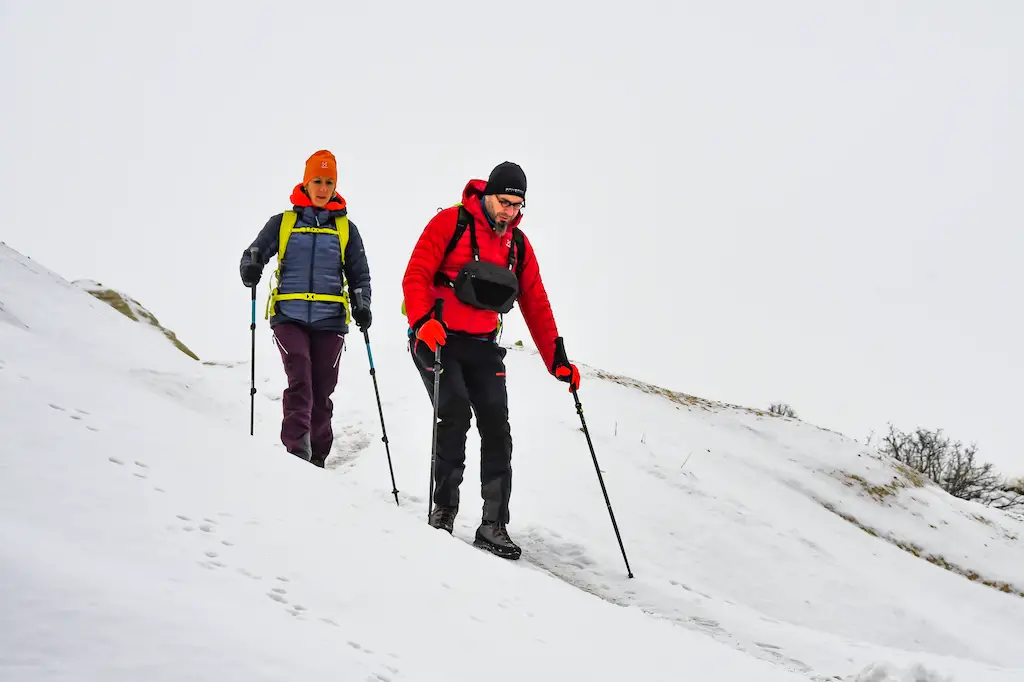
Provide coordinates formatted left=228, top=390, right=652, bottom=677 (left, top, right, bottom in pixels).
left=554, top=363, right=580, bottom=391
left=416, top=319, right=447, bottom=353
left=551, top=337, right=580, bottom=391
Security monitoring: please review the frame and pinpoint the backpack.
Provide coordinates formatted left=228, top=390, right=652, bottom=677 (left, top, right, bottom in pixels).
left=265, top=210, right=350, bottom=321
left=401, top=204, right=526, bottom=319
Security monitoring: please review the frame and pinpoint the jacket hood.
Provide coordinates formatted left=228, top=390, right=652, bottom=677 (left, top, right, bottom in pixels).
left=290, top=183, right=347, bottom=212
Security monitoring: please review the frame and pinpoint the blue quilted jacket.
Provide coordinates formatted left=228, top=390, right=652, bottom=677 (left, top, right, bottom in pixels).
left=240, top=194, right=371, bottom=334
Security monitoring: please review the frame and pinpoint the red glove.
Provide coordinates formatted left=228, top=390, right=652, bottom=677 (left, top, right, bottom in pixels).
left=416, top=319, right=447, bottom=353
left=554, top=363, right=580, bottom=392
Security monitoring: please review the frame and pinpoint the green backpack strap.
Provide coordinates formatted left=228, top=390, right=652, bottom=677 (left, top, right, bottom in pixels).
left=266, top=211, right=351, bottom=322
left=335, top=215, right=349, bottom=266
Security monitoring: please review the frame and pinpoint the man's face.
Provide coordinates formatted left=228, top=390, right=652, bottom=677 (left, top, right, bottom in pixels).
left=485, top=193, right=524, bottom=231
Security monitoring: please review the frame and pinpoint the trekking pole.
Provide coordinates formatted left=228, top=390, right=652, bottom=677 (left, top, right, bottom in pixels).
left=428, top=298, right=444, bottom=523
left=353, top=289, right=399, bottom=507
left=248, top=246, right=259, bottom=437
left=556, top=337, right=634, bottom=579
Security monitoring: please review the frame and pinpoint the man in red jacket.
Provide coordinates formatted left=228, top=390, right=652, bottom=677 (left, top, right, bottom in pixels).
left=402, top=161, right=580, bottom=560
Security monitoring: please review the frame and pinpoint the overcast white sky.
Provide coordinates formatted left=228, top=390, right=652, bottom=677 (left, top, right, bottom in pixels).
left=1, top=1, right=1020, bottom=476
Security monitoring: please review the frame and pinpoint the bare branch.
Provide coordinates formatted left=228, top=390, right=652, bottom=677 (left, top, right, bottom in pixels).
left=878, top=424, right=1020, bottom=510
left=769, top=402, right=798, bottom=419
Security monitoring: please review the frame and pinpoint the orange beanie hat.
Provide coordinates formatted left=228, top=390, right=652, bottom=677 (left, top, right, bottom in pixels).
left=303, top=149, right=338, bottom=186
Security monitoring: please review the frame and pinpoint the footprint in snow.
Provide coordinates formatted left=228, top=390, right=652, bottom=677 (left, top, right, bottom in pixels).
left=326, top=423, right=373, bottom=469
left=396, top=491, right=425, bottom=506
left=690, top=616, right=721, bottom=630
left=108, top=457, right=124, bottom=465
left=48, top=403, right=65, bottom=412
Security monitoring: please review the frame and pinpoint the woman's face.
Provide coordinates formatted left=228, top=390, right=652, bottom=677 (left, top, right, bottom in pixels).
left=305, top=177, right=335, bottom=208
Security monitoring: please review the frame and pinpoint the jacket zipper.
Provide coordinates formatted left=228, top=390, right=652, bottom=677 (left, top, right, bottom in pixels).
left=308, top=214, right=319, bottom=321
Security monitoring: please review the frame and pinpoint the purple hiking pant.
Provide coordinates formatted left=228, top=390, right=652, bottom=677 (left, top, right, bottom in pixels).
left=272, top=323, right=345, bottom=460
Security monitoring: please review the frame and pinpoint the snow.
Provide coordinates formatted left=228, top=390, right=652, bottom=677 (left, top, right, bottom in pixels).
left=1, top=241, right=1023, bottom=682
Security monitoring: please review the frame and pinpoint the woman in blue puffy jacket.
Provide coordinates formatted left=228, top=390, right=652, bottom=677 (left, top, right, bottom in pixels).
left=239, top=149, right=371, bottom=467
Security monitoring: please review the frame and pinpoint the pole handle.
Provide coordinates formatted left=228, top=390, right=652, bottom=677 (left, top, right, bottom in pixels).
left=433, top=297, right=444, bottom=324
left=553, top=336, right=572, bottom=374
left=248, top=247, right=260, bottom=300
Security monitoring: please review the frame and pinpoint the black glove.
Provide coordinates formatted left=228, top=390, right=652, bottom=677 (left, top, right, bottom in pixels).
left=352, top=305, right=371, bottom=330
left=241, top=262, right=262, bottom=288
left=350, top=287, right=371, bottom=330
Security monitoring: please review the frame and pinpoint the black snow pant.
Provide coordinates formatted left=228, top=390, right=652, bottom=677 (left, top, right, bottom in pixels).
left=410, top=332, right=513, bottom=523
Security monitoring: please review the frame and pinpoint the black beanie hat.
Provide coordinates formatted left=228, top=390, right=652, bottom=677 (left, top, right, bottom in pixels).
left=483, top=161, right=527, bottom=199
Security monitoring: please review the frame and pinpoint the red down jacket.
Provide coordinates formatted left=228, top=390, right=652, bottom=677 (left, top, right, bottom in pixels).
left=402, top=179, right=560, bottom=373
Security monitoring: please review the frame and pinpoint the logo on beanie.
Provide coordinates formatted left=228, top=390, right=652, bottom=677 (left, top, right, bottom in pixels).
left=484, top=161, right=526, bottom=198
left=321, top=161, right=329, bottom=169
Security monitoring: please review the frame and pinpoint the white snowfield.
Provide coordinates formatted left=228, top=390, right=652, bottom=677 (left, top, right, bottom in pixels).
left=1, top=242, right=1022, bottom=682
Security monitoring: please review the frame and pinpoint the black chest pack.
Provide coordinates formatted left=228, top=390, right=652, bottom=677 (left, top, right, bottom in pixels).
left=434, top=206, right=526, bottom=314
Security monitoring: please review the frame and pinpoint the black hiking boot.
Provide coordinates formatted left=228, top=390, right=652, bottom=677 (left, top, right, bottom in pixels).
left=429, top=506, right=457, bottom=533
left=474, top=521, right=522, bottom=560
left=288, top=432, right=312, bottom=463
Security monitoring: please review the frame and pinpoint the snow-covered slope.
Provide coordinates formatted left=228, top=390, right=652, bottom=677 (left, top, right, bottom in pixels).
left=73, top=278, right=200, bottom=361
left=1, top=242, right=1022, bottom=682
